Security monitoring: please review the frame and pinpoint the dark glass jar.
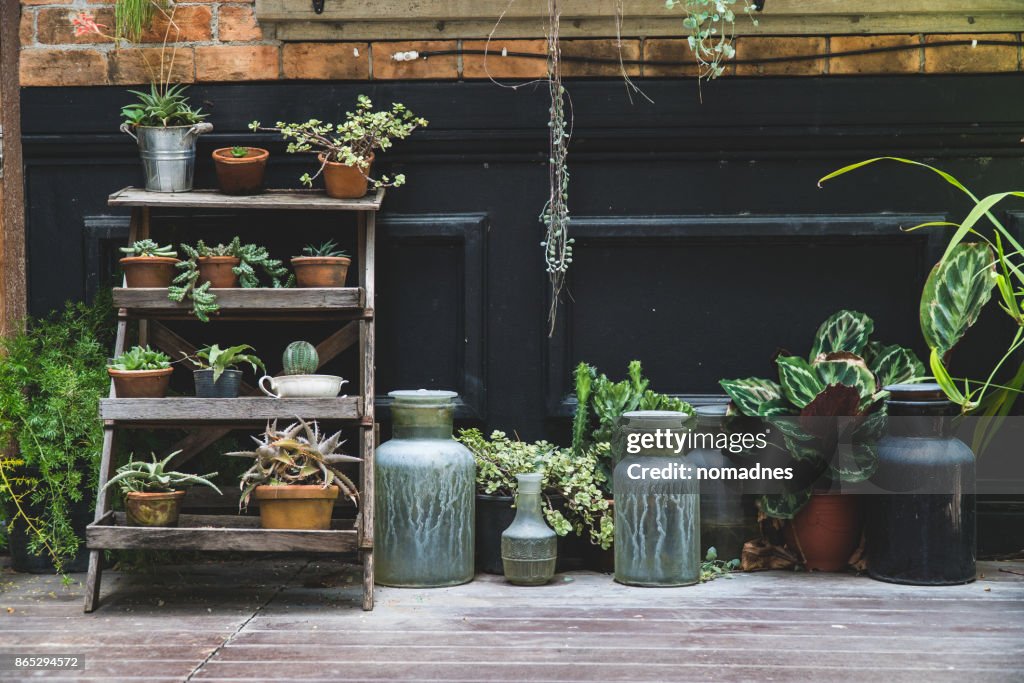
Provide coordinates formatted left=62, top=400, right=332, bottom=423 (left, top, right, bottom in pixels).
left=867, top=383, right=976, bottom=585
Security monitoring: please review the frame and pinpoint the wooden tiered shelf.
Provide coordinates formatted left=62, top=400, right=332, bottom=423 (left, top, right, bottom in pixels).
left=85, top=187, right=379, bottom=613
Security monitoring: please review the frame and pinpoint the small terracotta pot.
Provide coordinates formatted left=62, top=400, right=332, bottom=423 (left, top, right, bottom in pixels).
left=786, top=493, right=862, bottom=572
left=254, top=484, right=339, bottom=530
left=197, top=256, right=240, bottom=288
left=108, top=367, right=174, bottom=398
left=120, top=256, right=179, bottom=288
left=212, top=147, right=269, bottom=196
left=125, top=490, right=186, bottom=527
left=319, top=153, right=372, bottom=199
left=291, top=256, right=351, bottom=288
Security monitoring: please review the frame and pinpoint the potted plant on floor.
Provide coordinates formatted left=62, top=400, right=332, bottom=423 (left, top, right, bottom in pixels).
left=720, top=309, right=924, bottom=571
left=291, top=240, right=351, bottom=288
left=229, top=419, right=361, bottom=530
left=119, top=239, right=178, bottom=288
left=187, top=344, right=266, bottom=398
left=212, top=145, right=269, bottom=196
left=103, top=451, right=221, bottom=527
left=250, top=95, right=428, bottom=198
left=108, top=345, right=174, bottom=398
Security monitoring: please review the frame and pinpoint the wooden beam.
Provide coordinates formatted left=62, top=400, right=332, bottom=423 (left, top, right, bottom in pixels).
left=100, top=396, right=362, bottom=422
left=0, top=0, right=26, bottom=335
left=113, top=287, right=365, bottom=314
left=108, top=186, right=384, bottom=211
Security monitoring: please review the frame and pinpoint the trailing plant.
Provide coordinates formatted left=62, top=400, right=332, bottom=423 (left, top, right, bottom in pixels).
left=103, top=451, right=221, bottom=495
left=0, top=294, right=113, bottom=577
left=300, top=240, right=349, bottom=258
left=664, top=0, right=759, bottom=80
left=228, top=419, right=362, bottom=510
left=720, top=309, right=924, bottom=518
left=121, top=83, right=206, bottom=128
left=700, top=546, right=740, bottom=582
left=109, top=345, right=171, bottom=371
left=188, top=344, right=265, bottom=382
left=169, top=238, right=293, bottom=322
left=249, top=96, right=428, bottom=189
left=119, top=239, right=176, bottom=258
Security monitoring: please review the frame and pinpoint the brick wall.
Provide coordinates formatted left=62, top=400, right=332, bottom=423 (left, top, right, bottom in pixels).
left=16, top=2, right=1024, bottom=86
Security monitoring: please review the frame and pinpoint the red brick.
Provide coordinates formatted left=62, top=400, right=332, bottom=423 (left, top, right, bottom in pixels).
left=560, top=39, right=640, bottom=78
left=19, top=8, right=34, bottom=46
left=830, top=35, right=921, bottom=75
left=735, top=36, right=825, bottom=76
left=109, top=46, right=195, bottom=85
left=36, top=7, right=114, bottom=45
left=218, top=4, right=262, bottom=42
left=642, top=39, right=701, bottom=78
left=462, top=39, right=547, bottom=80
left=924, top=33, right=1019, bottom=73
left=20, top=48, right=108, bottom=86
left=282, top=43, right=369, bottom=80
left=196, top=45, right=279, bottom=82
left=140, top=4, right=212, bottom=43
left=371, top=41, right=458, bottom=80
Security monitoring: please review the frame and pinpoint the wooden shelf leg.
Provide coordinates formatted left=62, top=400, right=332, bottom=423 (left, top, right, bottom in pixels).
left=361, top=548, right=374, bottom=611
left=84, top=425, right=117, bottom=613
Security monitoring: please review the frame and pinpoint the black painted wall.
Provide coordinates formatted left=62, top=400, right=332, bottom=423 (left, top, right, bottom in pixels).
left=20, top=76, right=1024, bottom=441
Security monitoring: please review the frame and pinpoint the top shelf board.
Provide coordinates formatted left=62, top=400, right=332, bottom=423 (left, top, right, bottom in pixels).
left=108, top=187, right=385, bottom=211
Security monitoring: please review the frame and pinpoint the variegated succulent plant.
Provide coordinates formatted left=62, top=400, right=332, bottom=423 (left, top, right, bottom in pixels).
left=228, top=419, right=361, bottom=510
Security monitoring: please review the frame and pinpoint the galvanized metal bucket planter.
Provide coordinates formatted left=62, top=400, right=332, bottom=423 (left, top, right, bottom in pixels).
left=121, top=122, right=213, bottom=192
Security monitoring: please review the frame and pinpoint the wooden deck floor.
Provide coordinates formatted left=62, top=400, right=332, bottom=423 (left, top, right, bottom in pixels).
left=1, top=555, right=1022, bottom=682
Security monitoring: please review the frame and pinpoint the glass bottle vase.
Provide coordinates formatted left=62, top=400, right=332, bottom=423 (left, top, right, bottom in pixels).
left=501, top=473, right=557, bottom=586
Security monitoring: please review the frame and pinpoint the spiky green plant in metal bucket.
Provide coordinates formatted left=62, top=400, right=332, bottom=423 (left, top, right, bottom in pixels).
left=103, top=451, right=221, bottom=495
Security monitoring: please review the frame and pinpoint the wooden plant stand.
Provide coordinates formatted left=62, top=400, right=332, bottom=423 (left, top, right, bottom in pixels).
left=84, top=187, right=381, bottom=612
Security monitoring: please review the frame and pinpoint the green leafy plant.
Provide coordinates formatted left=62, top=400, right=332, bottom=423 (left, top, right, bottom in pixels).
left=109, top=345, right=171, bottom=371
left=119, top=239, right=177, bottom=258
left=249, top=95, right=428, bottom=189
left=103, top=451, right=221, bottom=495
left=300, top=239, right=349, bottom=258
left=664, top=0, right=759, bottom=80
left=700, top=546, right=740, bottom=582
left=169, top=238, right=293, bottom=322
left=228, top=419, right=362, bottom=510
left=0, top=294, right=113, bottom=577
left=121, top=83, right=206, bottom=129
left=230, top=146, right=249, bottom=158
left=188, top=344, right=266, bottom=382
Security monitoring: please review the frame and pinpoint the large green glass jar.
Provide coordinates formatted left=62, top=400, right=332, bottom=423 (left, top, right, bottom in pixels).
left=613, top=410, right=700, bottom=586
left=375, top=390, right=475, bottom=587
left=501, top=473, right=557, bottom=585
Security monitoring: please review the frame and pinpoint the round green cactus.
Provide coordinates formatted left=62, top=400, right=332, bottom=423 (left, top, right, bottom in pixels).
left=283, top=341, right=318, bottom=375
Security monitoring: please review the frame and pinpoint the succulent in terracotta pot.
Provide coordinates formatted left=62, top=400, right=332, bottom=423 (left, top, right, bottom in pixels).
left=291, top=240, right=351, bottom=288
left=103, top=451, right=221, bottom=527
left=107, top=345, right=174, bottom=398
left=119, top=239, right=179, bottom=288
left=212, top=145, right=269, bottom=196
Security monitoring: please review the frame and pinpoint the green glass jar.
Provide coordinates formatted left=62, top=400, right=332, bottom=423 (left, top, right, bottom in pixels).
left=375, top=390, right=475, bottom=587
left=613, top=410, right=700, bottom=587
left=501, top=473, right=557, bottom=586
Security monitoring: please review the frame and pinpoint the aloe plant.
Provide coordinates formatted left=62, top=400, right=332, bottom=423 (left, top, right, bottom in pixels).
left=300, top=239, right=349, bottom=258
left=103, top=451, right=221, bottom=495
left=119, top=239, right=177, bottom=258
left=109, top=345, right=171, bottom=371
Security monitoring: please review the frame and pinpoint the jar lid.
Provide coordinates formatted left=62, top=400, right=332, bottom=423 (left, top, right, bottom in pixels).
left=695, top=405, right=728, bottom=418
left=883, top=382, right=947, bottom=402
left=516, top=472, right=543, bottom=494
left=388, top=389, right=459, bottom=404
left=620, top=410, right=689, bottom=430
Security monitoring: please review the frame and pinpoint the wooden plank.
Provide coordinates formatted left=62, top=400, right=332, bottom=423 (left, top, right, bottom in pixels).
left=0, top=0, right=26, bottom=337
left=108, top=187, right=385, bottom=211
left=99, top=397, right=362, bottom=422
left=112, top=287, right=364, bottom=314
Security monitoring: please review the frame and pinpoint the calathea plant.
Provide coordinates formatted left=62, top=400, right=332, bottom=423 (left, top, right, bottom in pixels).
left=720, top=309, right=924, bottom=518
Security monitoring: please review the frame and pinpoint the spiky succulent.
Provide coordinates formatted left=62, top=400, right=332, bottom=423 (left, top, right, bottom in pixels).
left=109, top=345, right=171, bottom=371
left=300, top=240, right=349, bottom=258
left=103, top=451, right=221, bottom=495
left=228, top=419, right=361, bottom=510
left=119, top=239, right=177, bottom=258
left=282, top=341, right=319, bottom=375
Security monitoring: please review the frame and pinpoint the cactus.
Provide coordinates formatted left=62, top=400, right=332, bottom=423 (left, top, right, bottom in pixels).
left=283, top=341, right=318, bottom=375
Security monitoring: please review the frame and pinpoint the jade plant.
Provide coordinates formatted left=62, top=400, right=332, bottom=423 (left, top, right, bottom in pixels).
left=109, top=345, right=171, bottom=371
left=249, top=95, right=428, bottom=189
left=282, top=341, right=319, bottom=375
left=169, top=238, right=293, bottom=321
left=719, top=309, right=924, bottom=518
left=119, top=239, right=176, bottom=258
left=189, top=344, right=266, bottom=382
left=103, top=451, right=221, bottom=495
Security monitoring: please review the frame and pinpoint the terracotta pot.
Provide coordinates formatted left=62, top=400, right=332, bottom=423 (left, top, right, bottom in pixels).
left=291, top=256, right=351, bottom=288
left=254, top=484, right=339, bottom=530
left=212, top=147, right=269, bottom=196
left=124, top=490, right=185, bottom=527
left=197, top=256, right=240, bottom=288
left=120, top=256, right=179, bottom=288
left=108, top=367, right=174, bottom=398
left=786, top=493, right=862, bottom=572
left=319, top=153, right=373, bottom=199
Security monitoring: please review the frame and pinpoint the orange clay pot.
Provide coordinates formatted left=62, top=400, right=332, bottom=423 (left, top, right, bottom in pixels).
left=254, top=485, right=339, bottom=530
left=319, top=153, right=373, bottom=199
left=119, top=256, right=179, bottom=288
left=107, top=367, right=174, bottom=398
left=197, top=256, right=240, bottom=288
left=124, top=490, right=186, bottom=527
left=290, top=256, right=351, bottom=288
left=212, top=147, right=269, bottom=196
left=785, top=493, right=862, bottom=572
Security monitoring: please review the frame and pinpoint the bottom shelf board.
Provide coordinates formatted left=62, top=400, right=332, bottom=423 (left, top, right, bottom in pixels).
left=87, top=513, right=358, bottom=553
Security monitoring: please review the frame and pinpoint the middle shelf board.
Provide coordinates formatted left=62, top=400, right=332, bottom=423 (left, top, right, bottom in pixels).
left=113, top=287, right=367, bottom=319
left=100, top=396, right=364, bottom=423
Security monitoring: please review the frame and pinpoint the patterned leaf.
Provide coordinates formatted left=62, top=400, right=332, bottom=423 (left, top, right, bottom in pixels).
left=827, top=442, right=878, bottom=483
left=810, top=310, right=874, bottom=359
left=719, top=377, right=784, bottom=417
left=776, top=356, right=824, bottom=408
left=813, top=353, right=877, bottom=403
left=920, top=242, right=996, bottom=355
left=759, top=490, right=813, bottom=520
left=869, top=343, right=926, bottom=387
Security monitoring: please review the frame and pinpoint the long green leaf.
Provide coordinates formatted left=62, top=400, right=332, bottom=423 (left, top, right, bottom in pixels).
left=719, top=377, right=784, bottom=417
left=777, top=356, right=825, bottom=408
left=920, top=242, right=996, bottom=355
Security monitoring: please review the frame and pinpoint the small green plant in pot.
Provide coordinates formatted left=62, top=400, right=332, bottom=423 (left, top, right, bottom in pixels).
left=212, top=145, right=270, bottom=196
left=187, top=344, right=266, bottom=398
left=103, top=451, right=221, bottom=527
left=108, top=345, right=174, bottom=398
left=228, top=419, right=361, bottom=530
left=259, top=341, right=347, bottom=399
left=250, top=96, right=428, bottom=198
left=291, top=240, right=351, bottom=288
left=119, top=239, right=178, bottom=288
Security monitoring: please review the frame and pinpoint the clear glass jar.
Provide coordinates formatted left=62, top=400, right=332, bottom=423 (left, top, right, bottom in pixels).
left=613, top=410, right=700, bottom=586
left=375, top=390, right=475, bottom=587
left=501, top=473, right=557, bottom=585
